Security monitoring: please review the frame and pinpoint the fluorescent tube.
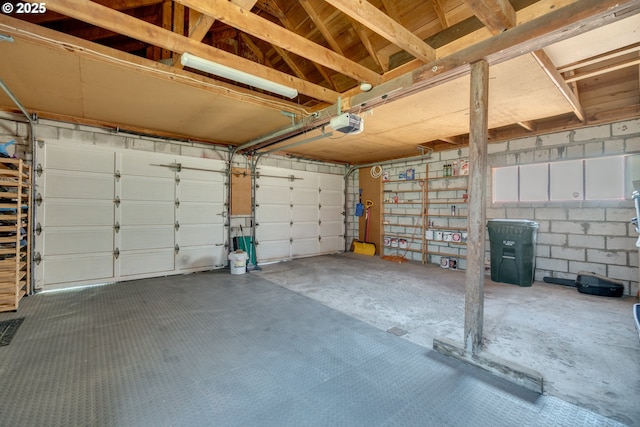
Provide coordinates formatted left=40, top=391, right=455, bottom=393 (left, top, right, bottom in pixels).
left=181, top=52, right=298, bottom=99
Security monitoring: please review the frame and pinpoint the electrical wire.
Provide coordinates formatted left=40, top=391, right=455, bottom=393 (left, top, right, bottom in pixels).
left=370, top=165, right=382, bottom=179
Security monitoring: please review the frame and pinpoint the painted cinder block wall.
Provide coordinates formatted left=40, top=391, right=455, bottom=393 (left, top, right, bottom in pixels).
left=488, top=118, right=640, bottom=297
left=347, top=118, right=640, bottom=296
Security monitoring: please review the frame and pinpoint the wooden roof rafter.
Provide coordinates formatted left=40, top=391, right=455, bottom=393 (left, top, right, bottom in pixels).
left=322, top=0, right=436, bottom=64
left=174, top=0, right=382, bottom=85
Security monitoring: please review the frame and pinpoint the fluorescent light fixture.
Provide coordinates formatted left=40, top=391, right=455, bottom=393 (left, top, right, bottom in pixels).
left=181, top=52, right=298, bottom=99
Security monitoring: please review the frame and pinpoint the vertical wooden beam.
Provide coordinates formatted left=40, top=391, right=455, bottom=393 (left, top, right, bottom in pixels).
left=464, top=59, right=489, bottom=355
left=161, top=0, right=173, bottom=59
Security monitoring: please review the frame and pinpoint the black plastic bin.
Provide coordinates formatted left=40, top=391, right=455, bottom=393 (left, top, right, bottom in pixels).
left=487, top=219, right=538, bottom=287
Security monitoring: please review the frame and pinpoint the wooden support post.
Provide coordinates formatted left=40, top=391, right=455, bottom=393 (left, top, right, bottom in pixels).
left=464, top=59, right=489, bottom=355
left=434, top=61, right=542, bottom=393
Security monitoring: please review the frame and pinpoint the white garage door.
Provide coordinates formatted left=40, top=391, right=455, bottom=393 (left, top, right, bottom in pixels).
left=255, top=166, right=344, bottom=263
left=34, top=142, right=226, bottom=290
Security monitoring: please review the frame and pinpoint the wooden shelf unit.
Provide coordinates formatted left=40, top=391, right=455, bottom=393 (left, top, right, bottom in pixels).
left=381, top=177, right=427, bottom=263
left=0, top=158, right=31, bottom=312
left=424, top=164, right=468, bottom=269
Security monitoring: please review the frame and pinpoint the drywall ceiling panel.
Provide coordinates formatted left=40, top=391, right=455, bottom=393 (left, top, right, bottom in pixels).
left=543, top=14, right=640, bottom=68
left=0, top=37, right=84, bottom=117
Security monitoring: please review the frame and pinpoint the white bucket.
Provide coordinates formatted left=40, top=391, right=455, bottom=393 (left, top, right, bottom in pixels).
left=228, top=250, right=248, bottom=275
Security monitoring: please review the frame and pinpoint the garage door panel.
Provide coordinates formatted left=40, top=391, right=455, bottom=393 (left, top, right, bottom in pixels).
left=120, top=176, right=175, bottom=201
left=121, top=153, right=176, bottom=178
left=320, top=206, right=343, bottom=219
left=256, top=222, right=290, bottom=241
left=119, top=249, right=175, bottom=276
left=320, top=190, right=343, bottom=206
left=43, top=227, right=113, bottom=255
left=119, top=226, right=174, bottom=251
left=292, top=238, right=319, bottom=257
left=179, top=181, right=224, bottom=202
left=292, top=188, right=318, bottom=205
left=256, top=241, right=290, bottom=261
left=44, top=171, right=114, bottom=200
left=42, top=254, right=114, bottom=286
left=291, top=171, right=318, bottom=189
left=292, top=222, right=318, bottom=239
left=291, top=205, right=318, bottom=222
left=179, top=169, right=225, bottom=182
left=320, top=236, right=343, bottom=253
left=120, top=202, right=174, bottom=225
left=177, top=246, right=225, bottom=270
left=45, top=145, right=114, bottom=174
left=44, top=201, right=114, bottom=227
left=319, top=174, right=343, bottom=189
left=256, top=185, right=289, bottom=203
left=320, top=221, right=343, bottom=237
left=256, top=204, right=290, bottom=222
left=180, top=224, right=223, bottom=247
left=179, top=203, right=224, bottom=225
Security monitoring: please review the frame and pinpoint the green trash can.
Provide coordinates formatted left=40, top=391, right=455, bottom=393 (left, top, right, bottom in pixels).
left=487, top=219, right=538, bottom=287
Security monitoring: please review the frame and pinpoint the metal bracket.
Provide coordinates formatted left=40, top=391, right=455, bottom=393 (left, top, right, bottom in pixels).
left=113, top=248, right=119, bottom=259
left=114, top=171, right=121, bottom=179
left=114, top=222, right=120, bottom=233
left=34, top=252, right=41, bottom=265
left=36, top=164, right=43, bottom=176
left=175, top=221, right=180, bottom=231
left=175, top=244, right=180, bottom=254
left=35, top=193, right=42, bottom=206
left=175, top=199, right=180, bottom=208
left=35, top=223, right=42, bottom=235
left=114, top=196, right=120, bottom=207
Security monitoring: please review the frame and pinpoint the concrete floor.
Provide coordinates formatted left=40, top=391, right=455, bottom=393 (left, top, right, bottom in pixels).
left=258, top=253, right=640, bottom=425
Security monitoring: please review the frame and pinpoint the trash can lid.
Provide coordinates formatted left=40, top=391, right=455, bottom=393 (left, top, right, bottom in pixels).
left=487, top=219, right=539, bottom=228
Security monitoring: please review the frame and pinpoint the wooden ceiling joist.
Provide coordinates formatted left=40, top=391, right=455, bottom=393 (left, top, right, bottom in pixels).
left=564, top=56, right=640, bottom=84
left=322, top=0, right=437, bottom=64
left=44, top=0, right=339, bottom=103
left=462, top=0, right=516, bottom=33
left=174, top=0, right=382, bottom=85
left=531, top=50, right=586, bottom=122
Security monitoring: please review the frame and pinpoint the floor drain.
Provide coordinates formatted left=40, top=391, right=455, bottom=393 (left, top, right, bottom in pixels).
left=387, top=326, right=407, bottom=336
left=0, top=318, right=25, bottom=347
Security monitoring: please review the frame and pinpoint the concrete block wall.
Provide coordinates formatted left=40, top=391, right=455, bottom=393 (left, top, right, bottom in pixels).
left=488, top=118, right=640, bottom=297
left=346, top=118, right=640, bottom=296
